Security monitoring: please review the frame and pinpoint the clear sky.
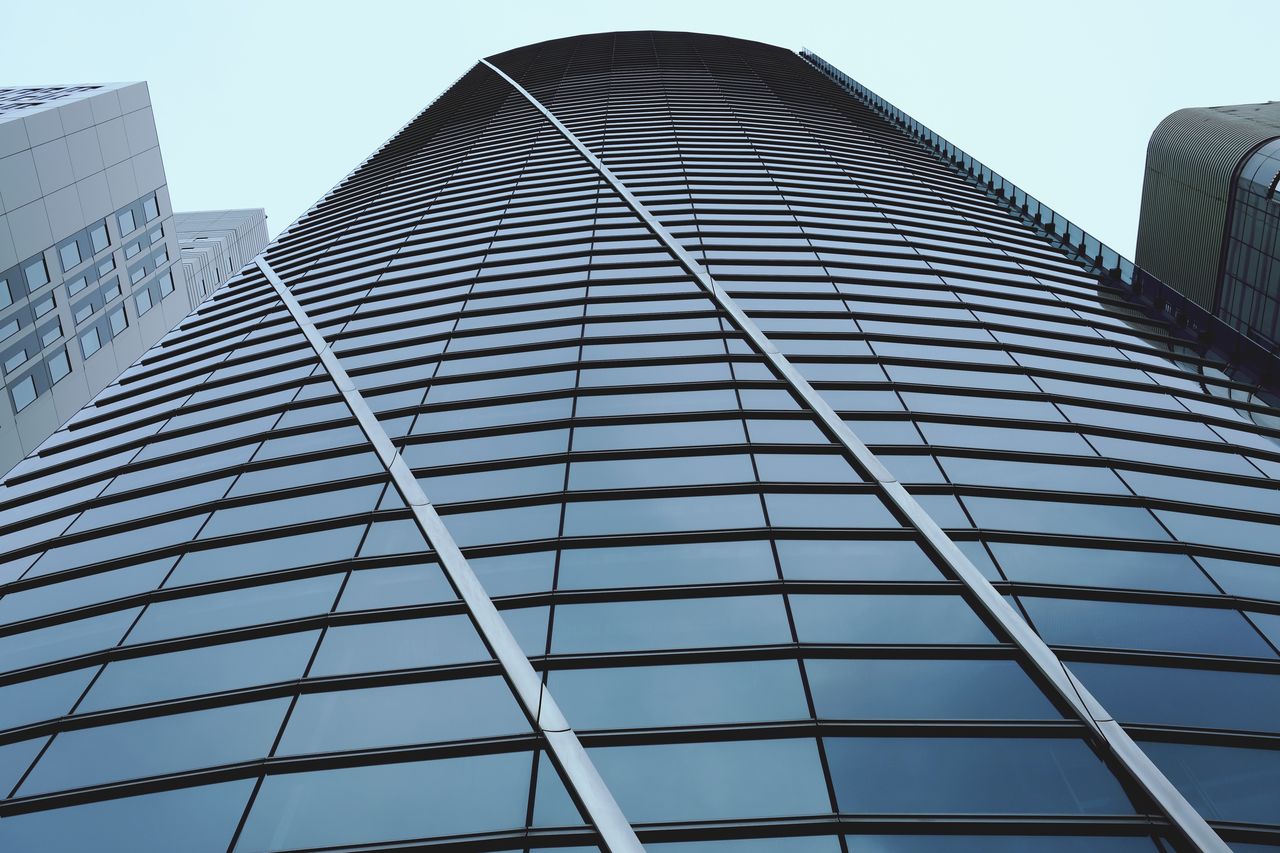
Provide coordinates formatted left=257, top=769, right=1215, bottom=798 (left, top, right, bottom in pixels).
left=6, top=1, right=1278, bottom=256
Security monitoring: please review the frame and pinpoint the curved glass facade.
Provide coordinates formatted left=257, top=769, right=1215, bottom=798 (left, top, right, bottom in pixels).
left=1221, top=137, right=1280, bottom=347
left=0, top=30, right=1277, bottom=853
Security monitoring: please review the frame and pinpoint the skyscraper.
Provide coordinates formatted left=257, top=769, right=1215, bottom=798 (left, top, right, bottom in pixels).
left=0, top=31, right=1277, bottom=853
left=0, top=84, right=268, bottom=474
left=1136, top=102, right=1280, bottom=347
left=175, top=209, right=269, bottom=305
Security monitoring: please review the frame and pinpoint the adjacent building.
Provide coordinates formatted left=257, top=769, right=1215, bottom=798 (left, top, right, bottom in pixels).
left=174, top=209, right=268, bottom=305
left=0, top=32, right=1277, bottom=853
left=0, top=84, right=268, bottom=474
left=1136, top=101, right=1280, bottom=347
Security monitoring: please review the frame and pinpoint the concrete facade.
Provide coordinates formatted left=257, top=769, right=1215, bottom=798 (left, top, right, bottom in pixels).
left=0, top=84, right=266, bottom=474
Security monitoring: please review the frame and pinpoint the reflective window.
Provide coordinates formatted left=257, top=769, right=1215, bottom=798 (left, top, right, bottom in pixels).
left=0, top=780, right=254, bottom=853
left=129, top=574, right=342, bottom=643
left=827, top=737, right=1134, bottom=814
left=1072, top=661, right=1280, bottom=733
left=563, top=493, right=765, bottom=535
left=550, top=660, right=810, bottom=729
left=1142, top=740, right=1280, bottom=826
left=775, top=538, right=941, bottom=581
left=310, top=614, right=490, bottom=676
left=988, top=542, right=1217, bottom=593
left=807, top=658, right=1061, bottom=720
left=0, top=608, right=140, bottom=673
left=792, top=593, right=996, bottom=644
left=0, top=667, right=96, bottom=730
left=237, top=752, right=532, bottom=850
left=556, top=539, right=777, bottom=589
left=1021, top=596, right=1276, bottom=658
left=551, top=595, right=792, bottom=653
left=80, top=631, right=320, bottom=712
left=20, top=699, right=289, bottom=794
left=586, top=739, right=831, bottom=822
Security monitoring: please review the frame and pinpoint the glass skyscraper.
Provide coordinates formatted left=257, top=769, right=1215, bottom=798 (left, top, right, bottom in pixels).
left=0, top=31, right=1278, bottom=853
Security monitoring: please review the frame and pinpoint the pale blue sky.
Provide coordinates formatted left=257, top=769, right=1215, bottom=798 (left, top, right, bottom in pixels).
left=6, top=1, right=1278, bottom=256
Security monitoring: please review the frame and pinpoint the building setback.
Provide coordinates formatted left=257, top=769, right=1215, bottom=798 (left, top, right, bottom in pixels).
left=1136, top=102, right=1280, bottom=347
left=0, top=85, right=268, bottom=474
left=0, top=32, right=1277, bottom=853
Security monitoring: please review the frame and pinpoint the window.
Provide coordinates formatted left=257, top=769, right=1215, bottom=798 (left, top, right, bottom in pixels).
left=159, top=270, right=174, bottom=295
left=40, top=320, right=61, bottom=347
left=103, top=278, right=121, bottom=301
left=1141, top=740, right=1280, bottom=826
left=19, top=699, right=288, bottom=795
left=550, top=595, right=792, bottom=654
left=550, top=660, right=810, bottom=729
left=10, top=375, right=36, bottom=411
left=278, top=676, right=529, bottom=755
left=97, top=256, right=115, bottom=275
left=127, top=575, right=343, bottom=644
left=24, top=256, right=48, bottom=288
left=108, top=307, right=127, bottom=336
left=80, top=326, right=102, bottom=358
left=0, top=318, right=18, bottom=343
left=310, top=614, right=490, bottom=676
left=143, top=195, right=159, bottom=221
left=129, top=265, right=145, bottom=284
left=89, top=221, right=109, bottom=253
left=584, top=739, right=830, bottom=823
left=0, top=279, right=11, bottom=309
left=135, top=287, right=153, bottom=315
left=59, top=240, right=81, bottom=271
left=47, top=349, right=70, bottom=382
left=67, top=276, right=88, bottom=295
left=117, top=208, right=136, bottom=234
left=74, top=303, right=93, bottom=324
left=238, top=752, right=532, bottom=850
left=33, top=292, right=55, bottom=317
left=0, top=780, right=253, bottom=853
left=826, top=737, right=1134, bottom=815
left=807, top=658, right=1062, bottom=720
left=791, top=593, right=998, bottom=645
left=125, top=241, right=142, bottom=259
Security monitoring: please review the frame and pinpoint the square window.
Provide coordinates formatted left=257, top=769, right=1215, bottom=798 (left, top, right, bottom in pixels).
left=40, top=321, right=61, bottom=347
left=129, top=266, right=145, bottom=284
left=143, top=196, right=159, bottom=221
left=135, top=288, right=153, bottom=315
left=81, top=327, right=101, bottom=358
left=48, top=349, right=70, bottom=382
left=0, top=318, right=19, bottom=342
left=0, top=279, right=11, bottom=309
left=33, top=293, right=55, bottom=317
left=74, top=303, right=93, bottom=324
left=103, top=280, right=121, bottom=301
left=4, top=349, right=26, bottom=373
left=67, top=276, right=87, bottom=296
left=89, top=222, right=109, bottom=253
left=117, top=209, right=136, bottom=234
left=59, top=241, right=81, bottom=271
left=159, top=271, right=174, bottom=295
left=24, top=257, right=48, bottom=288
left=124, top=242, right=141, bottom=259
left=11, top=375, right=36, bottom=411
left=108, top=308, right=127, bottom=336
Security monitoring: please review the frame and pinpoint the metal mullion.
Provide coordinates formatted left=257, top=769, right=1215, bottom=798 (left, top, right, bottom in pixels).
left=482, top=57, right=1230, bottom=853
left=255, top=257, right=642, bottom=853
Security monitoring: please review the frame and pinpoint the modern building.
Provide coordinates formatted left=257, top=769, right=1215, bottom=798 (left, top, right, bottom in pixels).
left=1136, top=102, right=1280, bottom=347
left=0, top=31, right=1277, bottom=853
left=174, top=209, right=269, bottom=305
left=0, top=84, right=268, bottom=474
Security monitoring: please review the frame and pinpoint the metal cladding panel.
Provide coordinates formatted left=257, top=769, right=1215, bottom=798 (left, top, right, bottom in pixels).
left=1136, top=103, right=1280, bottom=309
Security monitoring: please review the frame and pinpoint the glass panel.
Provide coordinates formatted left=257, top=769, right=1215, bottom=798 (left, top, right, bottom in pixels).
left=309, top=615, right=490, bottom=676
left=556, top=540, right=777, bottom=589
left=807, top=658, right=1061, bottom=720
left=549, top=660, right=810, bottom=729
left=0, top=780, right=254, bottom=853
left=236, top=752, right=532, bottom=850
left=20, top=699, right=289, bottom=794
left=79, top=631, right=320, bottom=712
left=775, top=539, right=941, bottom=581
left=826, top=737, right=1134, bottom=814
left=586, top=739, right=831, bottom=822
left=128, top=574, right=343, bottom=643
left=551, top=595, right=792, bottom=653
left=1071, top=661, right=1280, bottom=733
left=279, top=675, right=529, bottom=754
left=1141, top=740, right=1280, bottom=826
left=791, top=594, right=996, bottom=644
